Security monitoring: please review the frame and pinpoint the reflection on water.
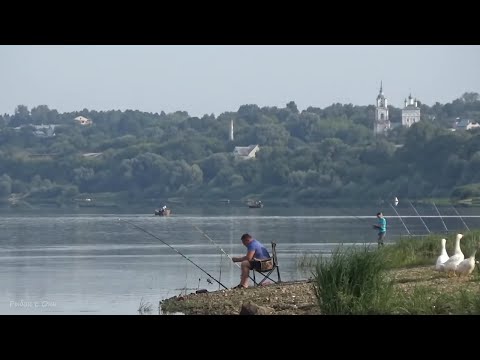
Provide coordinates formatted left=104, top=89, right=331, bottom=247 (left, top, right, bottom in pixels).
left=0, top=205, right=478, bottom=314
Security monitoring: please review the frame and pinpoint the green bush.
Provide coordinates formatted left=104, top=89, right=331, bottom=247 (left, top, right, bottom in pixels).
left=312, top=246, right=393, bottom=314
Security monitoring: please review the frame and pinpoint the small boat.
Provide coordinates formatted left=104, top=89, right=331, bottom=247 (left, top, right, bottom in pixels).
left=154, top=208, right=171, bottom=216
left=248, top=201, right=263, bottom=208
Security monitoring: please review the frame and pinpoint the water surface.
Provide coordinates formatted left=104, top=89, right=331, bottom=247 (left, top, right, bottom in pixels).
left=1, top=205, right=478, bottom=314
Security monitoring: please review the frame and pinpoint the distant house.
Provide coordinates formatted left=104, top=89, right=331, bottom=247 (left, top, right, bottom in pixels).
left=74, top=116, right=93, bottom=126
left=455, top=119, right=480, bottom=131
left=233, top=145, right=260, bottom=159
left=32, top=124, right=56, bottom=137
left=12, top=124, right=56, bottom=137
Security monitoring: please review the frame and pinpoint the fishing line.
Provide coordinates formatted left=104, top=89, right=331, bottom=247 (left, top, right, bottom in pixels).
left=408, top=200, right=431, bottom=233
left=219, top=253, right=222, bottom=291
left=432, top=202, right=448, bottom=233
left=120, top=218, right=228, bottom=290
left=389, top=202, right=411, bottom=235
left=191, top=223, right=256, bottom=282
left=451, top=205, right=470, bottom=232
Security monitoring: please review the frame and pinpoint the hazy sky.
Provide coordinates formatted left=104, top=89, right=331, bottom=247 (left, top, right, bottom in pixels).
left=1, top=45, right=479, bottom=117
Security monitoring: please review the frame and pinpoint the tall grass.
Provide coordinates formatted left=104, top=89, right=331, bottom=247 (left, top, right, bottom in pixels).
left=312, top=247, right=480, bottom=314
left=296, top=253, right=319, bottom=269
left=312, top=246, right=393, bottom=314
left=390, top=287, right=480, bottom=315
left=456, top=289, right=480, bottom=314
left=380, top=230, right=480, bottom=269
left=311, top=231, right=480, bottom=314
left=138, top=298, right=153, bottom=315
left=297, top=231, right=480, bottom=273
left=390, top=286, right=442, bottom=315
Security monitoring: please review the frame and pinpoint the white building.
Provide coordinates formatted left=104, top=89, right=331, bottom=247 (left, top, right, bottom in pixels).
left=455, top=119, right=480, bottom=131
left=374, top=81, right=391, bottom=135
left=13, top=124, right=57, bottom=137
left=33, top=124, right=56, bottom=137
left=74, top=116, right=93, bottom=126
left=401, top=94, right=421, bottom=127
left=233, top=145, right=260, bottom=160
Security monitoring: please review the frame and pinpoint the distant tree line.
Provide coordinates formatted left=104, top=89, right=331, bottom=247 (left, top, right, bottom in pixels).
left=0, top=92, right=479, bottom=206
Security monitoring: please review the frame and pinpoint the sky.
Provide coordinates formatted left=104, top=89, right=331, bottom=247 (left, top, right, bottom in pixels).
left=0, top=45, right=479, bottom=117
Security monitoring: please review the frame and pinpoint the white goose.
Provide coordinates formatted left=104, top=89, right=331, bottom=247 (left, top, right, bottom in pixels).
left=443, top=234, right=464, bottom=276
left=435, top=238, right=450, bottom=272
left=456, top=250, right=477, bottom=278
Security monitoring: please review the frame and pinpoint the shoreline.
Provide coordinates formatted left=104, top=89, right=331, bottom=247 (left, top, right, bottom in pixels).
left=159, top=266, right=480, bottom=315
left=160, top=279, right=319, bottom=315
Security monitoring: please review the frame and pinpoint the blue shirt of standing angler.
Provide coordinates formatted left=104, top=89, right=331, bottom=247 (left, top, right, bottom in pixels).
left=247, top=239, right=270, bottom=259
left=377, top=217, right=387, bottom=233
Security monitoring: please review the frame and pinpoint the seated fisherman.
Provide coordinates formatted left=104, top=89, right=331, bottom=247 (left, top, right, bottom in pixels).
left=231, top=233, right=271, bottom=289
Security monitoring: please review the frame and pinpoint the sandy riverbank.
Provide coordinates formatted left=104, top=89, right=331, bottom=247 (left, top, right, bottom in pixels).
left=159, top=266, right=480, bottom=315
left=160, top=279, right=318, bottom=315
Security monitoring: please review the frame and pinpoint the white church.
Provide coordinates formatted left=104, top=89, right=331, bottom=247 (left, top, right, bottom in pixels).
left=373, top=82, right=421, bottom=136
left=401, top=94, right=421, bottom=128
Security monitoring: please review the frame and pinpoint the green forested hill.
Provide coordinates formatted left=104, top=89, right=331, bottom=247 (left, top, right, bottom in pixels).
left=0, top=92, right=479, bottom=207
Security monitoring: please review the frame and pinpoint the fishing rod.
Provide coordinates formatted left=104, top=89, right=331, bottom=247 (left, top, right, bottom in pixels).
left=408, top=200, right=431, bottom=233
left=389, top=202, right=412, bottom=235
left=336, top=205, right=395, bottom=246
left=337, top=204, right=398, bottom=234
left=331, top=204, right=372, bottom=225
left=432, top=202, right=448, bottom=233
left=191, top=223, right=256, bottom=282
left=347, top=213, right=373, bottom=224
left=218, top=253, right=222, bottom=291
left=192, top=224, right=237, bottom=264
left=451, top=205, right=470, bottom=232
left=120, top=218, right=228, bottom=290
left=338, top=202, right=414, bottom=243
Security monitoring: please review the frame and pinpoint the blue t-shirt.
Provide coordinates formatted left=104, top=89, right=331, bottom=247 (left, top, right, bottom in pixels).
left=247, top=239, right=270, bottom=259
left=377, top=217, right=387, bottom=232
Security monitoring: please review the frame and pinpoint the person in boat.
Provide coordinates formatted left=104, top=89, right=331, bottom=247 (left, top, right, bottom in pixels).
left=231, top=233, right=271, bottom=289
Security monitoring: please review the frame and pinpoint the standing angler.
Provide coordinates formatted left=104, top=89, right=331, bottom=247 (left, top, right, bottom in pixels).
left=373, top=212, right=387, bottom=248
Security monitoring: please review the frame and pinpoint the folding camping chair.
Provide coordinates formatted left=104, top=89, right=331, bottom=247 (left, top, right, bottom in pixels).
left=252, top=241, right=281, bottom=286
